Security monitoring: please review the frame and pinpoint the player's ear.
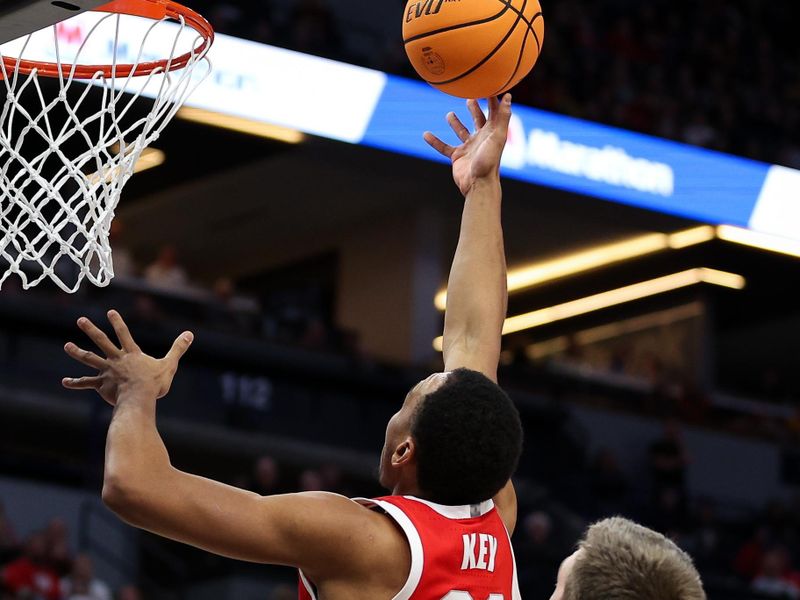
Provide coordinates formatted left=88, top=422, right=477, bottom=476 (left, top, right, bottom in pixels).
left=391, top=437, right=416, bottom=467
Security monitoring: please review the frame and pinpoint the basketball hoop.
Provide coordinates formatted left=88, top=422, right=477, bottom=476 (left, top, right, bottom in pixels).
left=0, top=0, right=214, bottom=292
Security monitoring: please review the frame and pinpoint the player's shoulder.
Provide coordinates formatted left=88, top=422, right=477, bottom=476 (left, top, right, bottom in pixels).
left=294, top=492, right=410, bottom=545
left=295, top=492, right=411, bottom=586
left=292, top=491, right=392, bottom=523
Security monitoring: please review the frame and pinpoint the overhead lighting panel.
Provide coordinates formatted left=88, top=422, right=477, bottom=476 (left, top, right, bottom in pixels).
left=717, top=225, right=800, bottom=258
left=177, top=107, right=306, bottom=144
left=434, top=226, right=716, bottom=311
left=432, top=268, right=743, bottom=350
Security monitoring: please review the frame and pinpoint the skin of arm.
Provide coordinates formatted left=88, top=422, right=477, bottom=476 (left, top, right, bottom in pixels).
left=62, top=311, right=398, bottom=587
left=424, top=94, right=517, bottom=534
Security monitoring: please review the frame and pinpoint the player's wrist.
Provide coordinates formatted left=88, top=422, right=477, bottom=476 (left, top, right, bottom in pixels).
left=117, top=379, right=161, bottom=403
left=465, top=173, right=501, bottom=197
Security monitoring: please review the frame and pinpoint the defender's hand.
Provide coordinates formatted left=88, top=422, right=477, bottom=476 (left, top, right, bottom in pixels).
left=62, top=310, right=193, bottom=406
left=424, top=94, right=512, bottom=197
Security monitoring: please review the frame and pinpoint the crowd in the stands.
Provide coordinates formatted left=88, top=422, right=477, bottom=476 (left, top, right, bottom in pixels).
left=188, top=0, right=800, bottom=169
left=5, top=421, right=800, bottom=600
left=516, top=420, right=800, bottom=599
left=0, top=217, right=353, bottom=357
left=0, top=512, right=141, bottom=600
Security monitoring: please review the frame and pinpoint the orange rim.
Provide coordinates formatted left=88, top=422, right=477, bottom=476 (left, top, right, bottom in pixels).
left=1, top=0, right=214, bottom=79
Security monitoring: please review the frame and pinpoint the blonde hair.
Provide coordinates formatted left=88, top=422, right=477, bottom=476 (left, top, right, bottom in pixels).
left=564, top=517, right=706, bottom=600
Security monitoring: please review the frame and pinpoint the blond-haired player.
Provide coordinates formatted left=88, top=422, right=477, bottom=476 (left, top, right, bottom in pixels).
left=550, top=517, right=706, bottom=600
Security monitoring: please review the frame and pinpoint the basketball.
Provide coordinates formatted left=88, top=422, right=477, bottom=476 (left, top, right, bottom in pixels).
left=403, top=0, right=544, bottom=99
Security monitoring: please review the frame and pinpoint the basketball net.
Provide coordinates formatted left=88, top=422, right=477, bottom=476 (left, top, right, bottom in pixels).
left=0, top=6, right=212, bottom=292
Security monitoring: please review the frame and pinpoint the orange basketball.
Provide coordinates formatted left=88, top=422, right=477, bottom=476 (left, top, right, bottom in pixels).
left=402, top=0, right=544, bottom=99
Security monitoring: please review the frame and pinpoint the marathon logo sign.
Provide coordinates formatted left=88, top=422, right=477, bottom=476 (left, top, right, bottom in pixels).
left=502, top=115, right=676, bottom=198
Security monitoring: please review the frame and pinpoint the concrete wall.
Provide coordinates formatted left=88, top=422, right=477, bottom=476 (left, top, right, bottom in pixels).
left=337, top=206, right=444, bottom=364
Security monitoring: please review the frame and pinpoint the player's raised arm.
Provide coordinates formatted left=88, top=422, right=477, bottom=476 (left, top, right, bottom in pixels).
left=425, top=94, right=517, bottom=532
left=61, top=312, right=395, bottom=585
left=424, top=94, right=510, bottom=382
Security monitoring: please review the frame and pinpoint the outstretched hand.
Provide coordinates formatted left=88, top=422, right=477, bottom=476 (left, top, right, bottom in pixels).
left=62, top=310, right=193, bottom=406
left=424, top=94, right=512, bottom=197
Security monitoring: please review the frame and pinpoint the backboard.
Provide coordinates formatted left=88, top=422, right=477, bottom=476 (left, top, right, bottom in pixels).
left=0, top=0, right=107, bottom=44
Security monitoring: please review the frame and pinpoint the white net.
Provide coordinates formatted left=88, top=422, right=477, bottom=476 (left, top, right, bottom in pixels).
left=0, top=9, right=212, bottom=292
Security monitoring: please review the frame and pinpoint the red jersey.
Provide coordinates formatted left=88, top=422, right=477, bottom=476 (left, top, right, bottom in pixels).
left=1, top=557, right=61, bottom=600
left=299, top=495, right=520, bottom=600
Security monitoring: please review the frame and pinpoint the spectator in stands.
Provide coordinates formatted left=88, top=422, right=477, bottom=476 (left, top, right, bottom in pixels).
left=114, top=585, right=141, bottom=600
left=587, top=448, right=629, bottom=518
left=516, top=511, right=565, bottom=599
left=143, top=245, right=189, bottom=291
left=1, top=531, right=61, bottom=600
left=108, top=220, right=136, bottom=280
left=208, top=2, right=244, bottom=34
left=269, top=584, right=296, bottom=600
left=249, top=8, right=278, bottom=46
left=685, top=499, right=724, bottom=573
left=130, top=294, right=164, bottom=325
left=751, top=547, right=800, bottom=598
left=319, top=464, right=345, bottom=496
left=764, top=500, right=794, bottom=546
left=299, top=317, right=330, bottom=350
left=648, top=487, right=689, bottom=541
left=735, top=526, right=771, bottom=582
left=206, top=277, right=259, bottom=334
left=60, top=554, right=111, bottom=600
left=0, top=503, right=18, bottom=564
left=649, top=419, right=689, bottom=505
left=287, top=0, right=342, bottom=61
left=682, top=112, right=718, bottom=148
left=250, top=456, right=283, bottom=496
left=298, top=469, right=324, bottom=492
left=43, top=519, right=72, bottom=578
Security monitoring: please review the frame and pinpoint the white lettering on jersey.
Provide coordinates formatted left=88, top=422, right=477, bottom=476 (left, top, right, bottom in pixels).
left=476, top=534, right=489, bottom=569
left=460, top=533, right=498, bottom=573
left=488, top=534, right=498, bottom=572
left=461, top=534, right=477, bottom=569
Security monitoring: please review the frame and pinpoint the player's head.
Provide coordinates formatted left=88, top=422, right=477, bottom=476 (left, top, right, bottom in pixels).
left=550, top=517, right=706, bottom=600
left=379, top=367, right=522, bottom=505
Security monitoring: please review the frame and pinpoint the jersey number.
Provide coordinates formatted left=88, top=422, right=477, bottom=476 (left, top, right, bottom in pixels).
left=441, top=593, right=504, bottom=600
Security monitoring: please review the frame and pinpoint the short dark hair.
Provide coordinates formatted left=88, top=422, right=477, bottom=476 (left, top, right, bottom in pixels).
left=411, top=368, right=523, bottom=505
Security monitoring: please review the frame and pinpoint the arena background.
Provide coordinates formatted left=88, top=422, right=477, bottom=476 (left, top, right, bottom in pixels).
left=2, top=1, right=800, bottom=599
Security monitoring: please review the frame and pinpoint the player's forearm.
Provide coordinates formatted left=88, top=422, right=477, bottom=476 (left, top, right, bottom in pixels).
left=102, top=385, right=173, bottom=521
left=442, top=175, right=507, bottom=373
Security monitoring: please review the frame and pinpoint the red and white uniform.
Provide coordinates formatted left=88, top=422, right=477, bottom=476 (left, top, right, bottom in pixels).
left=299, top=495, right=521, bottom=600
